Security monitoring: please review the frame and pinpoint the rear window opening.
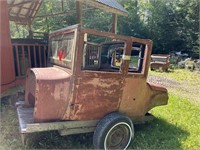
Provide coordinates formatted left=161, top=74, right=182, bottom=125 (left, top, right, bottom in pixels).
left=49, top=32, right=75, bottom=69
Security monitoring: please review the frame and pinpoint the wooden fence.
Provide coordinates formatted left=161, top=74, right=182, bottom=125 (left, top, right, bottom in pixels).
left=12, top=44, right=48, bottom=78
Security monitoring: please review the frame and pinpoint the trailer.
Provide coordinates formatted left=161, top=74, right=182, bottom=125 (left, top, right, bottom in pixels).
left=16, top=24, right=168, bottom=149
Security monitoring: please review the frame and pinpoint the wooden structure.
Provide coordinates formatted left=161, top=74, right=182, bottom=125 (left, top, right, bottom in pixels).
left=0, top=0, right=16, bottom=93
left=0, top=0, right=128, bottom=96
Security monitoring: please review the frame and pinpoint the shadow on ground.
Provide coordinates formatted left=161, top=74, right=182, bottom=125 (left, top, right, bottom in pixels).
left=130, top=118, right=189, bottom=149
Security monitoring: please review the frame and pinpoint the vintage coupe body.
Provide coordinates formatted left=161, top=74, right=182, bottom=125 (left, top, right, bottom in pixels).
left=150, top=54, right=170, bottom=72
left=17, top=24, right=168, bottom=149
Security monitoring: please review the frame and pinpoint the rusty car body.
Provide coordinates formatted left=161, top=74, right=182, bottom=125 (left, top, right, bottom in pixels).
left=16, top=24, right=168, bottom=149
left=150, top=54, right=170, bottom=72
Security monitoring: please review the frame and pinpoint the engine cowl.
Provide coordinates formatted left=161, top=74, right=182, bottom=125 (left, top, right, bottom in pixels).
left=25, top=67, right=71, bottom=122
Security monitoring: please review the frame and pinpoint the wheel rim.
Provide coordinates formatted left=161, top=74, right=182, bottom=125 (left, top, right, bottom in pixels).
left=104, top=122, right=132, bottom=150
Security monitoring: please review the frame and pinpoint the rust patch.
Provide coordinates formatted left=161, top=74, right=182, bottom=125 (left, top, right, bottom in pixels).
left=70, top=73, right=123, bottom=120
left=24, top=67, right=72, bottom=122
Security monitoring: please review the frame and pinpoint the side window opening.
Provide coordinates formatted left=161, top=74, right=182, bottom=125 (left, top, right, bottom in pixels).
left=82, top=34, right=124, bottom=72
left=83, top=42, right=101, bottom=70
left=128, top=43, right=145, bottom=73
left=81, top=33, right=146, bottom=73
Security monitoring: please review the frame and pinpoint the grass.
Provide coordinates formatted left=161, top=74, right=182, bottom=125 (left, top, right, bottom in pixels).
left=1, top=69, right=200, bottom=149
left=129, top=94, right=200, bottom=149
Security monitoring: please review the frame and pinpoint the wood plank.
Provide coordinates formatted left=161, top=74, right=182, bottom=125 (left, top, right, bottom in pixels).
left=76, top=1, right=83, bottom=26
left=112, top=13, right=117, bottom=34
left=31, top=0, right=43, bottom=22
left=61, top=0, right=64, bottom=11
left=15, top=45, right=21, bottom=77
left=9, top=0, right=32, bottom=8
left=21, top=45, right=26, bottom=74
left=33, top=46, right=37, bottom=67
left=25, top=120, right=99, bottom=133
left=38, top=46, right=42, bottom=67
left=36, top=8, right=94, bottom=18
left=9, top=16, right=29, bottom=24
left=59, top=127, right=95, bottom=136
left=28, top=0, right=39, bottom=20
left=82, top=28, right=151, bottom=45
left=28, top=46, right=32, bottom=67
left=43, top=46, right=47, bottom=67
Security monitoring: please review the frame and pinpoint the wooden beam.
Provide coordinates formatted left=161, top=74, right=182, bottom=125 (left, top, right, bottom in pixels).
left=28, top=23, right=33, bottom=38
left=26, top=1, right=36, bottom=18
left=112, top=13, right=117, bottom=34
left=61, top=0, right=64, bottom=11
left=36, top=8, right=94, bottom=18
left=8, top=0, right=15, bottom=14
left=9, top=0, right=32, bottom=8
left=76, top=1, right=83, bottom=26
left=77, top=0, right=128, bottom=16
left=9, top=16, right=30, bottom=24
left=30, top=0, right=42, bottom=23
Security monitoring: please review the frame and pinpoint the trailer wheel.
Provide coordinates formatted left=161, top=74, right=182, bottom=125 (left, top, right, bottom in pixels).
left=93, top=112, right=134, bottom=150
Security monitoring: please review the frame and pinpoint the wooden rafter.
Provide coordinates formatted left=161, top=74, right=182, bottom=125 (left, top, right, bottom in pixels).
left=36, top=8, right=95, bottom=18
left=9, top=0, right=32, bottom=8
left=26, top=1, right=38, bottom=19
left=8, top=0, right=128, bottom=25
left=31, top=0, right=42, bottom=22
left=28, top=1, right=38, bottom=20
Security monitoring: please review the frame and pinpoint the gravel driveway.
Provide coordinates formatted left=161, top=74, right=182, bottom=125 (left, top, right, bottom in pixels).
left=147, top=75, right=180, bottom=88
left=147, top=74, right=200, bottom=103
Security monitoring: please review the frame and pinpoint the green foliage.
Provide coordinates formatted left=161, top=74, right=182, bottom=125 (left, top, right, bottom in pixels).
left=118, top=0, right=199, bottom=54
left=10, top=0, right=199, bottom=55
left=10, top=22, right=29, bottom=38
left=83, top=9, right=112, bottom=32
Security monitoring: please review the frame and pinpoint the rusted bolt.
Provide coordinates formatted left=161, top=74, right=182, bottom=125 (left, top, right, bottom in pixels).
left=70, top=103, right=74, bottom=109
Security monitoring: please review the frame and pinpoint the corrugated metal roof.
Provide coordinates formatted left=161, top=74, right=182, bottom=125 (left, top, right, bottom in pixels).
left=7, top=0, right=128, bottom=25
left=78, top=0, right=128, bottom=16
left=7, top=0, right=43, bottom=24
left=96, top=0, right=128, bottom=14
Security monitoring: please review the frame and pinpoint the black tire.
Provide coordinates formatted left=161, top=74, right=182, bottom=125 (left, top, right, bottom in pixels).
left=93, top=112, right=134, bottom=150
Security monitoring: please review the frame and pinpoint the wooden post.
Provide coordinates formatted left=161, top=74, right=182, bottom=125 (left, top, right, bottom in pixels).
left=76, top=1, right=83, bottom=26
left=28, top=23, right=33, bottom=38
left=112, top=13, right=117, bottom=34
left=0, top=0, right=16, bottom=92
left=61, top=0, right=64, bottom=11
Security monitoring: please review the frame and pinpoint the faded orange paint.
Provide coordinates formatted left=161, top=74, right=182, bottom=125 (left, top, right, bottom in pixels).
left=23, top=25, right=168, bottom=122
left=25, top=67, right=71, bottom=122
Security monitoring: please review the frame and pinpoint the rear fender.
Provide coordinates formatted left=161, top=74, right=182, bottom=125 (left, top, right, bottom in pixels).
left=146, top=82, right=168, bottom=110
